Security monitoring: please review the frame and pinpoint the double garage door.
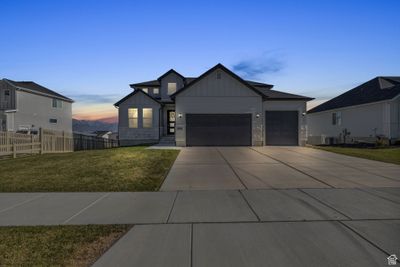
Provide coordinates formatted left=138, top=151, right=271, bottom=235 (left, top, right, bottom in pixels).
left=185, top=111, right=298, bottom=146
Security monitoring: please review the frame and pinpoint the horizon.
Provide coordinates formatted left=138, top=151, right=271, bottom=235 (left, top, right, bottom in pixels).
left=2, top=0, right=399, bottom=122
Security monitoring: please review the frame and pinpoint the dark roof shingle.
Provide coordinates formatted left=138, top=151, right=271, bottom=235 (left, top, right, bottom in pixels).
left=308, top=77, right=400, bottom=113
left=5, top=79, right=73, bottom=102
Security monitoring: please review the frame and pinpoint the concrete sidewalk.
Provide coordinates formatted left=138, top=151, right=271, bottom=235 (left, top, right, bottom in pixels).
left=1, top=188, right=399, bottom=266
left=1, top=188, right=399, bottom=226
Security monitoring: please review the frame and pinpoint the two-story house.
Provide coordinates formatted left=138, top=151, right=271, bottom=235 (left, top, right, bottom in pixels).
left=0, top=79, right=73, bottom=132
left=115, top=63, right=313, bottom=146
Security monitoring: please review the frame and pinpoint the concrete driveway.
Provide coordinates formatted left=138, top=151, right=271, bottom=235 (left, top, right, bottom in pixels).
left=160, top=146, right=400, bottom=190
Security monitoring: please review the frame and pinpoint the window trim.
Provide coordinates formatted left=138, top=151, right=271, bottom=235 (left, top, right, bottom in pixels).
left=128, top=108, right=138, bottom=128
left=142, top=108, right=153, bottom=128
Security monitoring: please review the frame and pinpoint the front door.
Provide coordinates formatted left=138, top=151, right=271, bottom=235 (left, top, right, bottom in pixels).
left=167, top=110, right=176, bottom=135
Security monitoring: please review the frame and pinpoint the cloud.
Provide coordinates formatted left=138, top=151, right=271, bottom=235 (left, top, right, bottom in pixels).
left=232, top=53, right=284, bottom=79
left=69, top=94, right=121, bottom=104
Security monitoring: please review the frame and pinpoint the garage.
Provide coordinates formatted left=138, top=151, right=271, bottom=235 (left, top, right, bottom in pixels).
left=186, top=114, right=252, bottom=146
left=265, top=111, right=298, bottom=145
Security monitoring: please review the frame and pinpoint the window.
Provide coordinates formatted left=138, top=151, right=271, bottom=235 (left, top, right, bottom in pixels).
left=49, top=118, right=58, bottom=124
left=216, top=72, right=222, bottom=79
left=153, top=88, right=159, bottom=95
left=4, top=90, right=10, bottom=100
left=142, top=88, right=148, bottom=94
left=52, top=98, right=62, bottom=108
left=128, top=108, right=138, bottom=128
left=143, top=108, right=153, bottom=128
left=332, top=112, right=342, bottom=126
left=167, top=83, right=177, bottom=95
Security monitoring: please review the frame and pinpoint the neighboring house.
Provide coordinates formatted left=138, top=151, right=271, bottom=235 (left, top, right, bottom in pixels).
left=0, top=79, right=73, bottom=132
left=115, top=63, right=313, bottom=146
left=307, top=76, right=400, bottom=144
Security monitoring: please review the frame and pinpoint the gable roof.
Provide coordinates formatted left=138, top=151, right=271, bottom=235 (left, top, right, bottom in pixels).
left=157, top=69, right=185, bottom=81
left=170, top=63, right=267, bottom=99
left=114, top=89, right=161, bottom=107
left=308, top=76, right=400, bottom=114
left=3, top=79, right=73, bottom=102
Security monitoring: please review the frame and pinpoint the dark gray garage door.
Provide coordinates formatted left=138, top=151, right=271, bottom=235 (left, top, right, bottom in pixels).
left=186, top=114, right=252, bottom=146
left=265, top=111, right=298, bottom=145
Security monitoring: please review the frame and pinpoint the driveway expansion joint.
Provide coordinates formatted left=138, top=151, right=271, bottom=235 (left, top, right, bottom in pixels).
left=250, top=148, right=335, bottom=188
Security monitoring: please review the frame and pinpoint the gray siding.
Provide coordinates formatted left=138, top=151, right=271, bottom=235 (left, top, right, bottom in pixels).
left=118, top=91, right=161, bottom=145
left=175, top=68, right=263, bottom=146
left=307, top=98, right=400, bottom=144
left=160, top=72, right=184, bottom=101
left=13, top=90, right=72, bottom=132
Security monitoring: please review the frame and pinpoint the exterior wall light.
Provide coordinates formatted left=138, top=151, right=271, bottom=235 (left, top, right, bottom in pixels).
left=178, top=113, right=183, bottom=118
left=256, top=113, right=260, bottom=118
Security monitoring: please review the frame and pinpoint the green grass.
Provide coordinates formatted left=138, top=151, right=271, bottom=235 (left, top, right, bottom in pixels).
left=0, top=146, right=179, bottom=192
left=0, top=225, right=131, bottom=267
left=313, top=146, right=400, bottom=165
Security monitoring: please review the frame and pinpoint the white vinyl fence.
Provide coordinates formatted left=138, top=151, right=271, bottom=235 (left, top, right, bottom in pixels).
left=0, top=129, right=73, bottom=158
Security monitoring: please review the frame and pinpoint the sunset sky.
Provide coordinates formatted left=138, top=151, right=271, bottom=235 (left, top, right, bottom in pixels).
left=1, top=0, right=399, bottom=122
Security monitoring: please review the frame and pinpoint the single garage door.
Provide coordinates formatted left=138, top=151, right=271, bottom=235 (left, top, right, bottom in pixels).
left=265, top=111, right=298, bottom=145
left=186, top=114, right=252, bottom=146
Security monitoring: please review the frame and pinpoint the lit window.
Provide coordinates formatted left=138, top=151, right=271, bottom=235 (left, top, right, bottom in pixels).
left=128, top=108, right=138, bottom=128
left=153, top=88, right=159, bottom=95
left=52, top=99, right=62, bottom=108
left=167, top=83, right=177, bottom=95
left=49, top=118, right=58, bottom=124
left=143, top=108, right=153, bottom=128
left=142, top=88, right=148, bottom=94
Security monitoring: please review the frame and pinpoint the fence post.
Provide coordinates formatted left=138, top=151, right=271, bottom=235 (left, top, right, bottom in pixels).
left=31, top=134, right=34, bottom=154
left=39, top=128, right=44, bottom=154
left=6, top=131, right=10, bottom=153
left=62, top=131, right=65, bottom=152
left=13, top=142, right=16, bottom=158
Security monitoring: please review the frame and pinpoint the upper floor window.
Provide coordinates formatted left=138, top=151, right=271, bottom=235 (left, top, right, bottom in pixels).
left=142, top=88, right=148, bottom=94
left=49, top=118, right=58, bottom=124
left=128, top=108, right=138, bottom=128
left=332, top=112, right=342, bottom=126
left=52, top=98, right=62, bottom=108
left=143, top=108, right=153, bottom=128
left=4, top=90, right=10, bottom=100
left=153, top=88, right=159, bottom=95
left=167, top=83, right=177, bottom=95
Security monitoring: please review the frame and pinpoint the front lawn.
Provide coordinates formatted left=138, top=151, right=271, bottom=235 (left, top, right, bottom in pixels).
left=0, top=225, right=130, bottom=266
left=313, top=146, right=400, bottom=165
left=0, top=147, right=179, bottom=192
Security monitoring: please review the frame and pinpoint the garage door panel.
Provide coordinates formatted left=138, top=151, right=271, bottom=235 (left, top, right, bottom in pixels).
left=186, top=114, right=251, bottom=146
left=265, top=111, right=298, bottom=146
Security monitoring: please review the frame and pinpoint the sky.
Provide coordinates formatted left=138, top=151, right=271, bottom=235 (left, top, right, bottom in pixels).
left=1, top=0, right=399, bottom=122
